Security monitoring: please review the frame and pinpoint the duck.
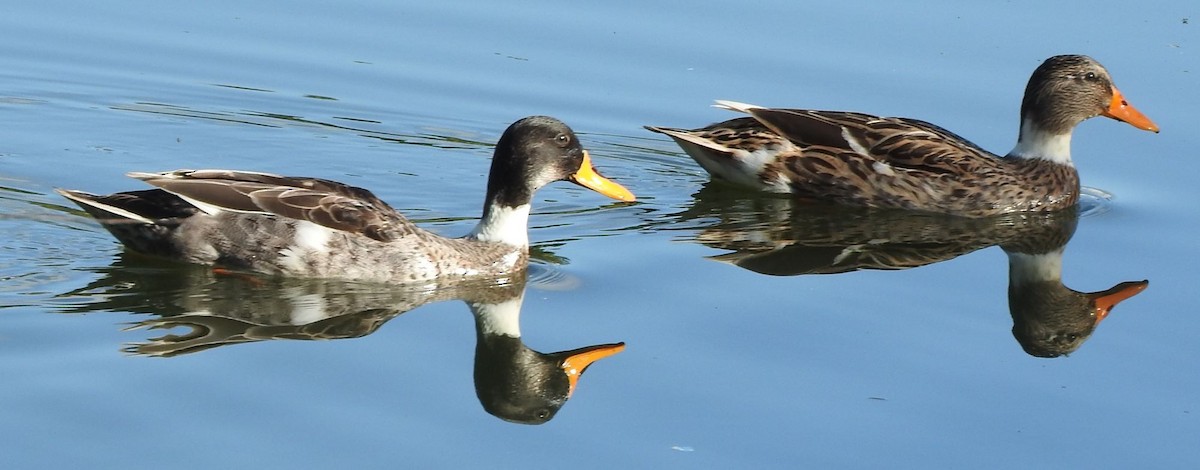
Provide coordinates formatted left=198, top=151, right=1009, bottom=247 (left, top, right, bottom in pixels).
left=645, top=55, right=1159, bottom=217
left=57, top=116, right=635, bottom=283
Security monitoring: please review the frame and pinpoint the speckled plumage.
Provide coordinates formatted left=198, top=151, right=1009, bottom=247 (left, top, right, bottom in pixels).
left=646, top=55, right=1159, bottom=217
left=57, top=116, right=635, bottom=283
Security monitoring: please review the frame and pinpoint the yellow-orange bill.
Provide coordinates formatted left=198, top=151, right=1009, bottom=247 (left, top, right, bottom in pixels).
left=562, top=342, right=626, bottom=397
left=1091, top=280, right=1149, bottom=324
left=1103, top=86, right=1160, bottom=133
left=570, top=151, right=636, bottom=202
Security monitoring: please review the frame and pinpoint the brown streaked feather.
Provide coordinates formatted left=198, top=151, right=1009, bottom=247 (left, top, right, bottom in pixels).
left=131, top=170, right=413, bottom=242
left=643, top=126, right=737, bottom=158
left=749, top=109, right=997, bottom=173
left=652, top=106, right=1080, bottom=216
left=745, top=109, right=876, bottom=150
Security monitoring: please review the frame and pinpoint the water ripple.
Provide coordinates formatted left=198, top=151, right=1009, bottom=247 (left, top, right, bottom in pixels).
left=1077, top=186, right=1114, bottom=217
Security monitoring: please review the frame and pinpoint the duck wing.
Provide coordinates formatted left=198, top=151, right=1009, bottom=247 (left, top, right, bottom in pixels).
left=730, top=105, right=999, bottom=175
left=129, top=169, right=415, bottom=242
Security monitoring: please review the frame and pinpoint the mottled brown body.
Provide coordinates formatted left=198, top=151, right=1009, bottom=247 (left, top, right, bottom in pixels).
left=657, top=111, right=1081, bottom=217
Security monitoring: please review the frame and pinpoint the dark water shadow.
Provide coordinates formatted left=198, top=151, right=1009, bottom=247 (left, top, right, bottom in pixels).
left=659, top=183, right=1149, bottom=358
left=55, top=257, right=624, bottom=425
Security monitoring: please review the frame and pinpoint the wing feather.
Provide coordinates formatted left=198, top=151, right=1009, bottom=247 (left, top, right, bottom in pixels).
left=130, top=169, right=413, bottom=242
left=741, top=109, right=1001, bottom=176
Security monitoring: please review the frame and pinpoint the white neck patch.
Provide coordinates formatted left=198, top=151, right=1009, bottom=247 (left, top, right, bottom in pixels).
left=467, top=204, right=531, bottom=247
left=1008, top=118, right=1073, bottom=165
left=472, top=295, right=525, bottom=338
left=1008, top=249, right=1064, bottom=285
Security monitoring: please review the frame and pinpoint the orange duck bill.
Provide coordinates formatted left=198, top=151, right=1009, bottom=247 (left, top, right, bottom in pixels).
left=570, top=151, right=636, bottom=202
left=1090, top=280, right=1150, bottom=325
left=1103, top=86, right=1159, bottom=133
left=561, top=342, right=626, bottom=397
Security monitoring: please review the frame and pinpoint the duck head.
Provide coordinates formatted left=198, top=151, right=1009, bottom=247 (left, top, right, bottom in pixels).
left=1012, top=55, right=1158, bottom=163
left=484, top=116, right=634, bottom=209
left=470, top=116, right=634, bottom=246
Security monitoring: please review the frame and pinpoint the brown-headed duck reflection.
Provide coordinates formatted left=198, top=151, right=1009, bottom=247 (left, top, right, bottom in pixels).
left=1005, top=239, right=1147, bottom=358
left=673, top=184, right=1148, bottom=357
left=60, top=255, right=624, bottom=424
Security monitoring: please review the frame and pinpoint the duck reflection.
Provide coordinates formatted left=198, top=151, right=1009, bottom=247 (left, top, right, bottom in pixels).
left=1005, top=241, right=1147, bottom=358
left=675, top=184, right=1148, bottom=357
left=62, top=257, right=624, bottom=424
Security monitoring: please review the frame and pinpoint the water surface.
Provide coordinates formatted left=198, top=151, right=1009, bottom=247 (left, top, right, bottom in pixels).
left=2, top=1, right=1198, bottom=468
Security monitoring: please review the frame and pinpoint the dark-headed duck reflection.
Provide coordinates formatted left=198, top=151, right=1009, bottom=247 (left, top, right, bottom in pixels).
left=470, top=294, right=624, bottom=423
left=61, top=256, right=624, bottom=424
left=672, top=184, right=1148, bottom=357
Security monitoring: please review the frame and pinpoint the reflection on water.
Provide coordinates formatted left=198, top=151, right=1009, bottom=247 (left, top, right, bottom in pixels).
left=57, top=256, right=624, bottom=424
left=666, top=183, right=1149, bottom=357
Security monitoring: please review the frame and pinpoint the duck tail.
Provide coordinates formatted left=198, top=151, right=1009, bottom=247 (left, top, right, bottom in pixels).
left=56, top=188, right=199, bottom=257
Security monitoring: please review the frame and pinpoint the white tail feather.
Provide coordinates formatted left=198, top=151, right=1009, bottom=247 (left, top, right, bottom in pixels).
left=712, top=100, right=763, bottom=114
left=55, top=189, right=158, bottom=224
left=126, top=171, right=179, bottom=180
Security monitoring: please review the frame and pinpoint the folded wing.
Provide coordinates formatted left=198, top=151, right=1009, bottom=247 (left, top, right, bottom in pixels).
left=130, top=169, right=414, bottom=242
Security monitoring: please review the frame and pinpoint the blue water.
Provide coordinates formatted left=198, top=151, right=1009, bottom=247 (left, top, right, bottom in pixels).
left=3, top=1, right=1198, bottom=468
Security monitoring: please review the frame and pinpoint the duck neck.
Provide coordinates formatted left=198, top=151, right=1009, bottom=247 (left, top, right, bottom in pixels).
left=467, top=202, right=532, bottom=247
left=1008, top=117, right=1074, bottom=165
left=471, top=293, right=525, bottom=339
left=1007, top=248, right=1065, bottom=287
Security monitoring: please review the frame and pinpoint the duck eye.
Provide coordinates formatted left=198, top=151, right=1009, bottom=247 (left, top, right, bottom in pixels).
left=1084, top=72, right=1097, bottom=81
left=554, top=133, right=570, bottom=147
